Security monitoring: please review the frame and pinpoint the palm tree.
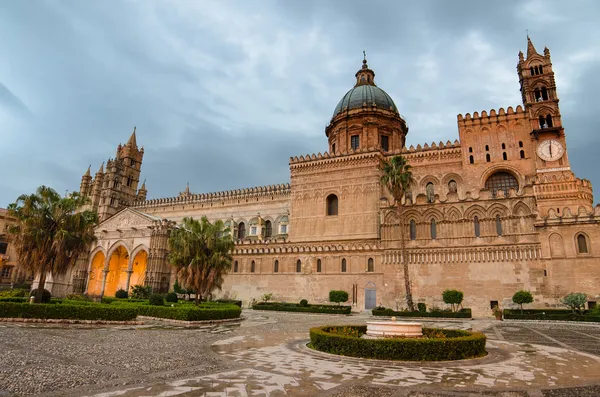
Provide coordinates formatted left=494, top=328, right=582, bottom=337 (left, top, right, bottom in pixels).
left=168, top=216, right=234, bottom=305
left=7, top=186, right=98, bottom=303
left=379, top=155, right=415, bottom=311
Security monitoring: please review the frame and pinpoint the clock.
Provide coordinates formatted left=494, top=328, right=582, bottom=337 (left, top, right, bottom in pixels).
left=537, top=139, right=564, bottom=162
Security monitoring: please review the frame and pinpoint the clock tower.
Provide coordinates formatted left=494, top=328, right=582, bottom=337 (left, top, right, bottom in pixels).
left=518, top=37, right=593, bottom=215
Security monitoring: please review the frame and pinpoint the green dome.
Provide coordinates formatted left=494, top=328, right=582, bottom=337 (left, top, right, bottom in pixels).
left=332, top=83, right=398, bottom=118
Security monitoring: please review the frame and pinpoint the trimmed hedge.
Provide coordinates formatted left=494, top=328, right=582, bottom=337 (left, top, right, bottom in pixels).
left=503, top=309, right=600, bottom=322
left=0, top=297, right=28, bottom=303
left=310, top=325, right=486, bottom=361
left=215, top=299, right=242, bottom=307
left=253, top=302, right=351, bottom=314
left=0, top=302, right=137, bottom=321
left=372, top=307, right=472, bottom=319
left=136, top=303, right=241, bottom=321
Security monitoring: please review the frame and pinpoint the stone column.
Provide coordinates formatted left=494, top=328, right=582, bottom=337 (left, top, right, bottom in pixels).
left=146, top=219, right=175, bottom=293
left=125, top=270, right=133, bottom=293
left=99, top=270, right=109, bottom=298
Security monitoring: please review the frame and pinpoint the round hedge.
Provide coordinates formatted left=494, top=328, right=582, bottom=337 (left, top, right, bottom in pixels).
left=309, top=325, right=486, bottom=361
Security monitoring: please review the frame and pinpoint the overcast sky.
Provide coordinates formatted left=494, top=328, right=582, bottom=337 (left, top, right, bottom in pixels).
left=1, top=0, right=599, bottom=207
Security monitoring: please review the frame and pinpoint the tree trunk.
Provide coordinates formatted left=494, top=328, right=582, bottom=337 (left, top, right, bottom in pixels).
left=397, top=201, right=415, bottom=311
left=195, top=291, right=200, bottom=305
left=34, top=271, right=47, bottom=304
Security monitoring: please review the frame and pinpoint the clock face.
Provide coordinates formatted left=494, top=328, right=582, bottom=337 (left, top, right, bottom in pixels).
left=537, top=139, right=564, bottom=162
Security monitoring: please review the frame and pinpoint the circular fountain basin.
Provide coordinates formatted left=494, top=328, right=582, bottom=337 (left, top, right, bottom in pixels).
left=366, top=321, right=423, bottom=338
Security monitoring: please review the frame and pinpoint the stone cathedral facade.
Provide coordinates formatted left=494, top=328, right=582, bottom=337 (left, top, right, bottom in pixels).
left=59, top=39, right=599, bottom=315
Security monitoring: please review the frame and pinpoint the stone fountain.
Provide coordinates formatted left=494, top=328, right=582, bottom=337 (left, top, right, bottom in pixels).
left=365, top=316, right=423, bottom=338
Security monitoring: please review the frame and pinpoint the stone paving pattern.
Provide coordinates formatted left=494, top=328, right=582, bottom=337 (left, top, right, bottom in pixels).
left=1, top=312, right=600, bottom=396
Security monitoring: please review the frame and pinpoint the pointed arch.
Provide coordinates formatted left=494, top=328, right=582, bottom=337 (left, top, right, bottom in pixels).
left=446, top=207, right=462, bottom=221
left=487, top=203, right=510, bottom=218
left=464, top=204, right=486, bottom=219
left=512, top=201, right=532, bottom=216
left=422, top=208, right=444, bottom=222
left=107, top=240, right=131, bottom=260
left=549, top=233, right=565, bottom=257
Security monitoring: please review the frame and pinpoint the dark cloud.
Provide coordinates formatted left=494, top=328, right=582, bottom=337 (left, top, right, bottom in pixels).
left=1, top=0, right=599, bottom=207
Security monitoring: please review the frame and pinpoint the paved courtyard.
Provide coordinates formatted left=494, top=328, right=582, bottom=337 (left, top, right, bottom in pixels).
left=1, top=311, right=600, bottom=396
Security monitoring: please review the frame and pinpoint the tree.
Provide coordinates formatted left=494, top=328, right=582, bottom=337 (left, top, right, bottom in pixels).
left=7, top=186, right=98, bottom=303
left=512, top=290, right=534, bottom=314
left=380, top=155, right=415, bottom=311
left=442, top=289, right=464, bottom=312
left=329, top=290, right=348, bottom=306
left=562, top=293, right=587, bottom=313
left=167, top=216, right=234, bottom=305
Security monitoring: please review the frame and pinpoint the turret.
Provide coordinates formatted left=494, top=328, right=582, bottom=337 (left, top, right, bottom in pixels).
left=79, top=165, right=92, bottom=197
left=137, top=179, right=147, bottom=201
left=90, top=162, right=104, bottom=207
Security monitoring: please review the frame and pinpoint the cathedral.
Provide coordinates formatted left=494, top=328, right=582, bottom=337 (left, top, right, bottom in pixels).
left=59, top=38, right=599, bottom=315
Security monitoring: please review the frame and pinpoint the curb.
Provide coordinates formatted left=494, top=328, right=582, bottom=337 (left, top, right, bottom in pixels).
left=0, top=318, right=143, bottom=325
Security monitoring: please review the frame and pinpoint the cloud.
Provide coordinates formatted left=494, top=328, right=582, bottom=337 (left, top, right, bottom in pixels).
left=0, top=0, right=599, bottom=207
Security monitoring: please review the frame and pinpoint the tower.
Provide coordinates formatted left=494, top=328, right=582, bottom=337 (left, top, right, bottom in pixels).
left=79, top=166, right=92, bottom=197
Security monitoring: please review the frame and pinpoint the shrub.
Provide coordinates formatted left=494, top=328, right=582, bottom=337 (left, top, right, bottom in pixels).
left=131, top=285, right=152, bottom=299
left=262, top=293, right=273, bottom=302
left=310, top=325, right=486, bottom=361
left=215, top=299, right=242, bottom=307
left=299, top=299, right=308, bottom=307
left=165, top=292, right=178, bottom=303
left=65, top=294, right=92, bottom=301
left=372, top=307, right=472, bottom=318
left=503, top=309, right=600, bottom=323
left=30, top=289, right=52, bottom=303
left=417, top=303, right=427, bottom=313
left=562, top=293, right=587, bottom=312
left=0, top=288, right=29, bottom=298
left=329, top=290, right=349, bottom=306
left=512, top=290, right=533, bottom=313
left=253, top=302, right=351, bottom=314
left=0, top=302, right=137, bottom=321
left=0, top=297, right=28, bottom=303
left=12, top=283, right=32, bottom=290
left=136, top=303, right=241, bottom=321
left=149, top=294, right=165, bottom=306
left=442, top=289, right=464, bottom=312
left=115, top=289, right=128, bottom=299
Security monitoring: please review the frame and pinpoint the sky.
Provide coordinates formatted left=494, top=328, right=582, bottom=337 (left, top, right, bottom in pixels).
left=1, top=0, right=599, bottom=207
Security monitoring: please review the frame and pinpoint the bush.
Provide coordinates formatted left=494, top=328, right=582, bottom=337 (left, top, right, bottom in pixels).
left=503, top=309, right=600, bottom=322
left=149, top=294, right=165, bottom=306
left=131, top=285, right=152, bottom=299
left=136, top=303, right=241, bottom=321
left=165, top=292, right=178, bottom=303
left=299, top=299, right=308, bottom=307
left=372, top=307, right=472, bottom=318
left=115, top=289, right=128, bottom=299
left=215, top=299, right=242, bottom=307
left=512, top=290, right=533, bottom=313
left=310, top=325, right=486, bottom=361
left=0, top=288, right=29, bottom=298
left=417, top=303, right=427, bottom=313
left=65, top=294, right=92, bottom=301
left=329, top=290, right=349, bottom=305
left=0, top=297, right=28, bottom=303
left=442, top=289, right=464, bottom=312
left=262, top=293, right=273, bottom=302
left=253, top=302, right=351, bottom=314
left=30, top=289, right=52, bottom=303
left=0, top=302, right=137, bottom=321
left=562, top=293, right=587, bottom=312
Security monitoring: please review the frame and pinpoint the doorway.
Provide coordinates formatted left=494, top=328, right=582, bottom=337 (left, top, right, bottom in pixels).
left=365, top=281, right=376, bottom=310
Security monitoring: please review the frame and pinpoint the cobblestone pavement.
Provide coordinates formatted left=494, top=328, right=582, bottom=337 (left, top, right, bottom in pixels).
left=1, top=312, right=600, bottom=396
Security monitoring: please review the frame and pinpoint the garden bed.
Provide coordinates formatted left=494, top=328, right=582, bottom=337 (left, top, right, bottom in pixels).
left=503, top=309, right=600, bottom=322
left=252, top=302, right=351, bottom=314
left=309, top=325, right=486, bottom=361
left=372, top=307, right=472, bottom=319
left=0, top=302, right=138, bottom=321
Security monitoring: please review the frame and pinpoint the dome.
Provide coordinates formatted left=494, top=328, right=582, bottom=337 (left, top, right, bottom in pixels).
left=332, top=84, right=398, bottom=118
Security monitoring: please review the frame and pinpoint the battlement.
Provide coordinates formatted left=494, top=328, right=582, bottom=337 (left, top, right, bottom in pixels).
left=132, top=183, right=291, bottom=208
left=457, top=105, right=526, bottom=126
left=538, top=204, right=600, bottom=226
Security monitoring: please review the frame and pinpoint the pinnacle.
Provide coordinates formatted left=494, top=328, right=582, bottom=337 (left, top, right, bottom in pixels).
left=127, top=126, right=138, bottom=148
left=527, top=36, right=538, bottom=58
left=84, top=165, right=91, bottom=177
left=97, top=162, right=104, bottom=174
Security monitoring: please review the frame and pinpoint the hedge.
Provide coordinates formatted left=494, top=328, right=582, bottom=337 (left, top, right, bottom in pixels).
left=252, top=302, right=351, bottom=314
left=136, top=304, right=241, bottom=321
left=372, top=307, right=472, bottom=319
left=503, top=309, right=600, bottom=322
left=310, top=325, right=486, bottom=361
left=0, top=302, right=138, bottom=321
left=215, top=299, right=243, bottom=307
left=0, top=297, right=28, bottom=303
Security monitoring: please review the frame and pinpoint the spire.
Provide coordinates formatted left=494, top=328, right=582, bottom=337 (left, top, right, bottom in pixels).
left=84, top=165, right=91, bottom=177
left=185, top=182, right=190, bottom=194
left=140, top=179, right=146, bottom=190
left=127, top=126, right=137, bottom=148
left=355, top=51, right=376, bottom=87
left=97, top=162, right=104, bottom=174
left=526, top=36, right=538, bottom=58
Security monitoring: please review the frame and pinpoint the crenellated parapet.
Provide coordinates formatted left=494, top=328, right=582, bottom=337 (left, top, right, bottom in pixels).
left=132, top=183, right=291, bottom=209
left=537, top=204, right=600, bottom=227
left=457, top=105, right=526, bottom=127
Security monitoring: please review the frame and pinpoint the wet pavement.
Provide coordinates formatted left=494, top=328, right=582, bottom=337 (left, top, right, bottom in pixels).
left=1, top=311, right=600, bottom=396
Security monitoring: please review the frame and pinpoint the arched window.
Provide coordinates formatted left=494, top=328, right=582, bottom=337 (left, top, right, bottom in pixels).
left=474, top=216, right=481, bottom=237
left=496, top=215, right=503, bottom=236
left=234, top=261, right=238, bottom=273
left=430, top=219, right=437, bottom=239
left=469, top=155, right=474, bottom=164
left=520, top=150, right=525, bottom=159
left=546, top=114, right=553, bottom=128
left=539, top=65, right=543, bottom=74
left=237, top=222, right=246, bottom=239
left=264, top=220, right=272, bottom=238
left=426, top=182, right=435, bottom=203
left=519, top=141, right=523, bottom=148
left=341, top=258, right=347, bottom=273
left=127, top=175, right=133, bottom=187
left=469, top=147, right=473, bottom=153
left=251, top=260, right=255, bottom=273
left=485, top=145, right=489, bottom=151
left=326, top=194, right=338, bottom=216
left=448, top=180, right=457, bottom=193
left=486, top=153, right=491, bottom=162
left=503, top=152, right=507, bottom=161
left=380, top=135, right=389, bottom=151
left=577, top=234, right=588, bottom=254
left=317, top=259, right=322, bottom=273
left=534, top=88, right=541, bottom=101
left=367, top=258, right=374, bottom=272
left=501, top=143, right=506, bottom=149
left=409, top=220, right=416, bottom=240
left=530, top=66, right=534, bottom=76
left=485, top=172, right=519, bottom=197
left=539, top=115, right=546, bottom=128
left=274, top=260, right=279, bottom=273
left=541, top=87, right=548, bottom=100
left=296, top=260, right=302, bottom=273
